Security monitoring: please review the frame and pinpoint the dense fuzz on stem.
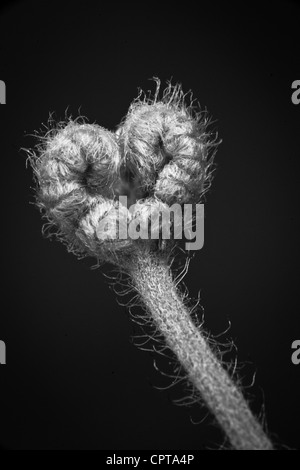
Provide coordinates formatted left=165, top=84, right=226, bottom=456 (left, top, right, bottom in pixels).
left=28, top=79, right=273, bottom=450
left=127, top=253, right=273, bottom=450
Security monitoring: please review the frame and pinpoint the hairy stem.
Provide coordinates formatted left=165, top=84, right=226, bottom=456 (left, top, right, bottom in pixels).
left=127, top=252, right=273, bottom=450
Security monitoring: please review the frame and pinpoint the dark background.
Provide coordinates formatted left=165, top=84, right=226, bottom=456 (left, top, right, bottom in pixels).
left=0, top=0, right=299, bottom=450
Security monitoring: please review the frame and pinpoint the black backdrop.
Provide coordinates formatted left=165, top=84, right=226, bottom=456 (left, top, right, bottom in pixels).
left=0, top=0, right=299, bottom=450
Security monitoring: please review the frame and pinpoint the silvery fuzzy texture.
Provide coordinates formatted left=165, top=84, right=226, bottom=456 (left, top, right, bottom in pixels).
left=129, top=197, right=171, bottom=237
left=128, top=255, right=273, bottom=450
left=117, top=81, right=217, bottom=205
left=28, top=83, right=273, bottom=450
left=30, top=121, right=130, bottom=262
left=29, top=81, right=217, bottom=263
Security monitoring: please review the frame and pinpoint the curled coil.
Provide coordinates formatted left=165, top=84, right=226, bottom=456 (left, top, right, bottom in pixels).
left=29, top=81, right=218, bottom=264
